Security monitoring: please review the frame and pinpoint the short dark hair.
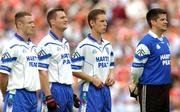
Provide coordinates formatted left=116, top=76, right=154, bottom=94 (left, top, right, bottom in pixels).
left=146, top=8, right=167, bottom=28
left=87, top=9, right=106, bottom=28
left=47, top=8, right=65, bottom=28
left=15, top=11, right=32, bottom=28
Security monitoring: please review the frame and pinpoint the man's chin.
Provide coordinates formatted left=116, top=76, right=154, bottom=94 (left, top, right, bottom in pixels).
left=163, top=29, right=167, bottom=32
left=161, top=28, right=167, bottom=32
left=27, top=32, right=35, bottom=36
left=100, top=30, right=106, bottom=34
left=62, top=27, right=67, bottom=31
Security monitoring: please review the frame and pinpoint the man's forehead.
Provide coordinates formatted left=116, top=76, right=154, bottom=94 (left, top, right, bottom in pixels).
left=24, top=15, right=34, bottom=20
left=158, top=14, right=167, bottom=19
left=19, top=15, right=34, bottom=23
left=96, top=14, right=106, bottom=20
left=56, top=11, right=66, bottom=16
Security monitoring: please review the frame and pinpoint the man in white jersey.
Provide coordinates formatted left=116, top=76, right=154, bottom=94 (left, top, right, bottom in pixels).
left=71, top=9, right=115, bottom=112
left=37, top=8, right=79, bottom=112
left=0, top=11, right=40, bottom=112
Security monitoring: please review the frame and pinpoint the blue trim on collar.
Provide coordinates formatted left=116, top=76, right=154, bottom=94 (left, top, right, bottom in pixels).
left=49, top=30, right=64, bottom=40
left=15, top=33, right=26, bottom=42
left=15, top=33, right=31, bottom=42
left=87, top=33, right=103, bottom=43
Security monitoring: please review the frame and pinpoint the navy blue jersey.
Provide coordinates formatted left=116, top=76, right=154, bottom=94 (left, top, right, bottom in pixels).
left=132, top=31, right=171, bottom=85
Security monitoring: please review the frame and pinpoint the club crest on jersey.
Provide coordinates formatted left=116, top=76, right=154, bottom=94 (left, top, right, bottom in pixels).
left=156, top=44, right=161, bottom=49
left=92, top=49, right=97, bottom=54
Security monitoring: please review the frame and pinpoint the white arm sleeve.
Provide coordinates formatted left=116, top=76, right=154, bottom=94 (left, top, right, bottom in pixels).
left=131, top=44, right=150, bottom=84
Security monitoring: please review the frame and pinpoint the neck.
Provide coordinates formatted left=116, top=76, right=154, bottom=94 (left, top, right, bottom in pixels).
left=17, top=30, right=29, bottom=42
left=91, top=30, right=102, bottom=42
left=151, top=28, right=164, bottom=38
left=51, top=28, right=64, bottom=41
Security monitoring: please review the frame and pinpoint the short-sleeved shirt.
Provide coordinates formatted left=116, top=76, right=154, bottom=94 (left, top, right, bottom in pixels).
left=71, top=34, right=115, bottom=83
left=0, top=33, right=40, bottom=91
left=37, top=31, right=73, bottom=84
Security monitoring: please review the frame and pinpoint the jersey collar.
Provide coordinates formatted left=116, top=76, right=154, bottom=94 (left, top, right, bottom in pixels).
left=148, top=30, right=164, bottom=38
left=49, top=30, right=64, bottom=40
left=15, top=33, right=31, bottom=42
left=87, top=33, right=103, bottom=43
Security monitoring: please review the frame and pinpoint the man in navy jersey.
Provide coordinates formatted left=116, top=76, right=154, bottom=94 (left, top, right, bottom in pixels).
left=129, top=8, right=172, bottom=112
left=71, top=9, right=115, bottom=112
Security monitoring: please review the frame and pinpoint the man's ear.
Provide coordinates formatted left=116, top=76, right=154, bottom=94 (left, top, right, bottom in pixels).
left=151, top=19, right=156, bottom=26
left=50, top=19, right=55, bottom=27
left=90, top=20, right=94, bottom=28
left=16, top=21, right=23, bottom=29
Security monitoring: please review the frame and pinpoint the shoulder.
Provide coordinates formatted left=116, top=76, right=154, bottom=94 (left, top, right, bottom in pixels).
left=163, top=36, right=169, bottom=43
left=6, top=38, right=23, bottom=50
left=77, top=38, right=89, bottom=48
left=1, top=38, right=22, bottom=56
left=103, top=39, right=111, bottom=46
left=135, top=34, right=154, bottom=54
left=102, top=39, right=110, bottom=43
left=138, top=34, right=155, bottom=47
left=38, top=34, right=51, bottom=47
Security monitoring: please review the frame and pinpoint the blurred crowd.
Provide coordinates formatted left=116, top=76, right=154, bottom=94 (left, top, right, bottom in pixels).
left=0, top=0, right=180, bottom=112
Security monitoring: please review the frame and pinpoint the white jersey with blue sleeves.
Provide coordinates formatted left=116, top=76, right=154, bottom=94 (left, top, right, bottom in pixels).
left=0, top=33, right=40, bottom=91
left=71, top=34, right=115, bottom=83
left=37, top=31, right=73, bottom=84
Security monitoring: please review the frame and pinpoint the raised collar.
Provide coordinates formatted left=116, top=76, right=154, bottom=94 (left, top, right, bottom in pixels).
left=148, top=30, right=164, bottom=39
left=87, top=33, right=103, bottom=43
left=49, top=30, right=64, bottom=40
left=15, top=33, right=31, bottom=42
